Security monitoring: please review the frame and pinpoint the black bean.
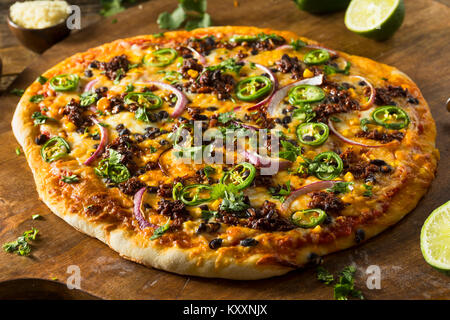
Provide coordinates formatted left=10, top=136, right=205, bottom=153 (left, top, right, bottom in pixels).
left=84, top=69, right=93, bottom=78
left=115, top=124, right=125, bottom=131
left=302, top=135, right=315, bottom=142
left=206, top=106, right=218, bottom=111
left=355, top=229, right=365, bottom=244
left=209, top=238, right=223, bottom=250
left=159, top=139, right=169, bottom=146
left=282, top=116, right=292, bottom=125
left=147, top=186, right=159, bottom=193
left=240, top=238, right=259, bottom=247
left=307, top=253, right=323, bottom=266
left=35, top=134, right=48, bottom=145
left=158, top=110, right=169, bottom=119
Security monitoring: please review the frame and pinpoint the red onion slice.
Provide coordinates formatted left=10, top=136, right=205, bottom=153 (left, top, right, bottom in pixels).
left=83, top=117, right=109, bottom=165
left=267, top=74, right=324, bottom=116
left=186, top=47, right=207, bottom=65
left=281, top=180, right=343, bottom=213
left=231, top=120, right=260, bottom=131
left=328, top=118, right=384, bottom=148
left=84, top=79, right=99, bottom=93
left=133, top=187, right=157, bottom=230
left=351, top=75, right=375, bottom=110
left=246, top=63, right=278, bottom=110
left=137, top=81, right=188, bottom=118
left=244, top=149, right=292, bottom=170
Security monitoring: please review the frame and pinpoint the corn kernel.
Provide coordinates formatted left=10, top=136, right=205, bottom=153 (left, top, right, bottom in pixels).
left=64, top=122, right=76, bottom=132
left=344, top=172, right=354, bottom=182
left=187, top=69, right=199, bottom=78
left=210, top=199, right=221, bottom=210
left=311, top=225, right=322, bottom=233
left=303, top=69, right=314, bottom=78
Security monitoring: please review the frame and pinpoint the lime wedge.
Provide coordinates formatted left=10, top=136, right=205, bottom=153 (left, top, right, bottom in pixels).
left=293, top=0, right=350, bottom=14
left=421, top=201, right=450, bottom=272
left=345, top=0, right=405, bottom=40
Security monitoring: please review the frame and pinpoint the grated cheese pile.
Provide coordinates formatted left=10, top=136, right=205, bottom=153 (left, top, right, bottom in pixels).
left=10, top=0, right=70, bottom=29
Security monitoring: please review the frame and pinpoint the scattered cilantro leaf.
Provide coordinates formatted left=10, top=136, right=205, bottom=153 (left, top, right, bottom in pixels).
left=3, top=228, right=39, bottom=256
left=32, top=214, right=41, bottom=220
left=37, top=76, right=48, bottom=84
left=206, top=58, right=243, bottom=74
left=220, top=190, right=249, bottom=213
left=157, top=0, right=212, bottom=30
left=15, top=147, right=21, bottom=156
left=334, top=266, right=364, bottom=300
left=31, top=111, right=53, bottom=126
left=10, top=88, right=24, bottom=96
left=290, top=39, right=306, bottom=50
left=80, top=91, right=98, bottom=107
left=218, top=111, right=235, bottom=124
left=268, top=181, right=291, bottom=203
left=360, top=118, right=372, bottom=132
left=363, top=184, right=373, bottom=197
left=327, top=182, right=353, bottom=194
left=150, top=219, right=171, bottom=240
left=292, top=104, right=316, bottom=123
left=29, top=94, right=44, bottom=103
left=317, top=266, right=334, bottom=285
left=203, top=165, right=215, bottom=178
left=61, top=174, right=80, bottom=184
left=278, top=140, right=302, bottom=162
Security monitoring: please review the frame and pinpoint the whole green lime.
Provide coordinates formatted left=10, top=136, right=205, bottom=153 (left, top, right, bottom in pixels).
left=293, top=0, right=351, bottom=13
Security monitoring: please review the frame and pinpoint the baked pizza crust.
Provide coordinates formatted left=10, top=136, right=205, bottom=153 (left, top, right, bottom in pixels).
left=12, top=26, right=438, bottom=279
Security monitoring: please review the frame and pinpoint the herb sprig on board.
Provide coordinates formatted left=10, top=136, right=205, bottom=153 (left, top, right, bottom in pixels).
left=157, top=0, right=212, bottom=30
left=316, top=265, right=365, bottom=300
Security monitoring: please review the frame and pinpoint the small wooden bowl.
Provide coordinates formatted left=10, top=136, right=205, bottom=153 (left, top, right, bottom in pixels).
left=7, top=15, right=71, bottom=53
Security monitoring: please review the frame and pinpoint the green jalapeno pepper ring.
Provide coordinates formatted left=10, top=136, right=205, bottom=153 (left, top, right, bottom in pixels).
left=41, top=137, right=71, bottom=163
left=303, top=49, right=330, bottom=65
left=220, top=162, right=256, bottom=190
left=311, top=151, right=343, bottom=180
left=297, top=122, right=329, bottom=146
left=124, top=92, right=163, bottom=110
left=143, top=48, right=178, bottom=67
left=291, top=209, right=327, bottom=228
left=236, top=76, right=273, bottom=102
left=49, top=74, right=80, bottom=92
left=180, top=184, right=213, bottom=206
left=371, top=106, right=410, bottom=130
left=288, top=85, right=325, bottom=105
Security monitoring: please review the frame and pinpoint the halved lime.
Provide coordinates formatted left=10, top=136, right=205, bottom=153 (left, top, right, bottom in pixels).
left=420, top=201, right=450, bottom=273
left=293, top=0, right=350, bottom=14
left=345, top=0, right=405, bottom=40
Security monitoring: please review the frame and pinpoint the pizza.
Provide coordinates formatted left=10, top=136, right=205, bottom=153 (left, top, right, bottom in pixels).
left=12, top=26, right=438, bottom=279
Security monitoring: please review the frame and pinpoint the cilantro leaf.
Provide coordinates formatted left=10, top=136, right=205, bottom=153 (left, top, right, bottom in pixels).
left=327, top=182, right=353, bottom=194
left=206, top=58, right=243, bottom=74
left=150, top=219, right=171, bottom=240
left=31, top=111, right=53, bottom=126
left=29, top=94, right=44, bottom=103
left=360, top=118, right=372, bottom=132
left=268, top=181, right=291, bottom=203
left=80, top=91, right=98, bottom=107
left=220, top=190, right=249, bottom=213
left=100, top=0, right=126, bottom=17
left=61, top=174, right=80, bottom=184
left=317, top=266, right=334, bottom=285
left=333, top=266, right=364, bottom=300
left=10, top=88, right=24, bottom=96
left=217, top=111, right=235, bottom=124
left=363, top=184, right=373, bottom=197
left=278, top=140, right=302, bottom=162
left=292, top=104, right=316, bottom=123
left=157, top=5, right=187, bottom=30
left=3, top=228, right=39, bottom=256
left=157, top=0, right=212, bottom=30
left=37, top=76, right=48, bottom=84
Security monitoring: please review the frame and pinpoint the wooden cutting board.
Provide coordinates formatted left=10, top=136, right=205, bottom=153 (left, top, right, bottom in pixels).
left=0, top=0, right=449, bottom=300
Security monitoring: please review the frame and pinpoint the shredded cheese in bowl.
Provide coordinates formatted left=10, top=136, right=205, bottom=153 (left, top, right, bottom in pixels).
left=10, top=0, right=70, bottom=29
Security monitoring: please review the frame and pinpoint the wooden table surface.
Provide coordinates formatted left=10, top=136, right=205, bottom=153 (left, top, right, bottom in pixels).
left=0, top=0, right=449, bottom=300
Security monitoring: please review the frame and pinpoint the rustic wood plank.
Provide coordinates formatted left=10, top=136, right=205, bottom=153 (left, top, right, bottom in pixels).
left=0, top=0, right=449, bottom=299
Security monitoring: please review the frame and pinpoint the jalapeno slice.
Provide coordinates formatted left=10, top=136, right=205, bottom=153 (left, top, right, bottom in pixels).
left=143, top=48, right=178, bottom=67
left=236, top=76, right=273, bottom=102
left=291, top=209, right=326, bottom=228
left=220, top=162, right=256, bottom=190
left=49, top=74, right=80, bottom=92
left=371, top=106, right=410, bottom=130
left=180, top=184, right=213, bottom=206
left=124, top=92, right=163, bottom=110
left=288, top=85, right=325, bottom=105
left=311, top=151, right=343, bottom=180
left=303, top=49, right=330, bottom=65
left=40, top=137, right=71, bottom=163
left=297, top=122, right=329, bottom=146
